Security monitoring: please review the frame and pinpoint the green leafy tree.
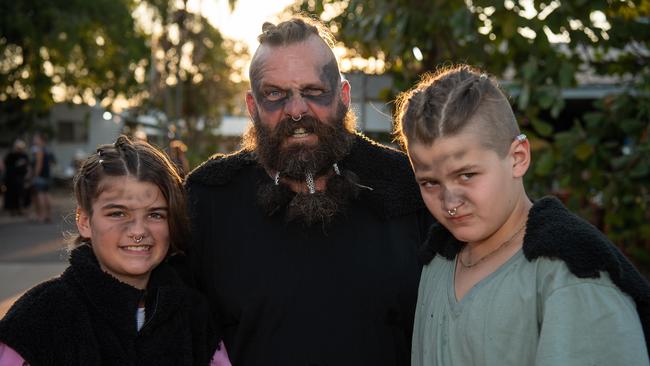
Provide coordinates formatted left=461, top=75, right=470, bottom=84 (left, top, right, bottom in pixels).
left=293, top=0, right=650, bottom=269
left=0, top=0, right=149, bottom=137
left=133, top=0, right=247, bottom=161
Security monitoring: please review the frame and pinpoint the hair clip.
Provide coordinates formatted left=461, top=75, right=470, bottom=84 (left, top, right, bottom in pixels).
left=515, top=133, right=527, bottom=142
left=479, top=73, right=488, bottom=80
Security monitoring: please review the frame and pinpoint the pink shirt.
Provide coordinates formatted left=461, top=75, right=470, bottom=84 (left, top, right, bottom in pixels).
left=0, top=342, right=25, bottom=365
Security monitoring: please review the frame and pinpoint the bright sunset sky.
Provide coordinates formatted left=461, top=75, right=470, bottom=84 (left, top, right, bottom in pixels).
left=193, top=0, right=297, bottom=51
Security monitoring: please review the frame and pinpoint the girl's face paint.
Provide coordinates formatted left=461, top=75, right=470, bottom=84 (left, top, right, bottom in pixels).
left=76, top=176, right=170, bottom=289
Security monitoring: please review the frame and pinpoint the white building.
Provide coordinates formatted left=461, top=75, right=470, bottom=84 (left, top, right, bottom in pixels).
left=41, top=103, right=123, bottom=179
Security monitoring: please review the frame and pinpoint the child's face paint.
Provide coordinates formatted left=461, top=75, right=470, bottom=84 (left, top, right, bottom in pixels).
left=408, top=130, right=524, bottom=246
left=76, top=176, right=170, bottom=289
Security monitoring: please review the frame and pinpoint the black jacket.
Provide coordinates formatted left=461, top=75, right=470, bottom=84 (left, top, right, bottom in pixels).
left=421, top=196, right=650, bottom=354
left=0, top=245, right=219, bottom=366
left=185, top=134, right=433, bottom=366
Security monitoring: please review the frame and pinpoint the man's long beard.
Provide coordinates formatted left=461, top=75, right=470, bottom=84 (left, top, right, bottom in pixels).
left=243, top=102, right=361, bottom=228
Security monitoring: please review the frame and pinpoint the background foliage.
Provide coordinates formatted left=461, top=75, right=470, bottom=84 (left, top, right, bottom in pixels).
left=294, top=0, right=650, bottom=270
left=0, top=0, right=149, bottom=138
left=0, top=0, right=245, bottom=158
left=134, top=0, right=247, bottom=161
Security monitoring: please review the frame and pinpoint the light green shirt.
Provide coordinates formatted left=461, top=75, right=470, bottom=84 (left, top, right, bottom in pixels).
left=412, top=250, right=649, bottom=366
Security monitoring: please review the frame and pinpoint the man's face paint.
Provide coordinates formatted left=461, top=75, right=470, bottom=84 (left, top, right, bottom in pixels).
left=310, top=59, right=340, bottom=106
left=250, top=53, right=341, bottom=113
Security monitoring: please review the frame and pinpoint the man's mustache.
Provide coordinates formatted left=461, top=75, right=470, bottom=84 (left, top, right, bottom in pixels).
left=271, top=115, right=324, bottom=139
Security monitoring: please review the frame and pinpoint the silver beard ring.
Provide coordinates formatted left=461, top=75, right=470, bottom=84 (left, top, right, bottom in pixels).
left=273, top=163, right=340, bottom=193
left=333, top=163, right=340, bottom=176
left=305, top=171, right=316, bottom=194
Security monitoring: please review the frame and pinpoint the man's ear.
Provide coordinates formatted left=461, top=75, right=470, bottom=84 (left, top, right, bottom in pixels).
left=76, top=207, right=92, bottom=239
left=340, top=79, right=351, bottom=107
left=511, top=136, right=531, bottom=178
left=245, top=91, right=258, bottom=119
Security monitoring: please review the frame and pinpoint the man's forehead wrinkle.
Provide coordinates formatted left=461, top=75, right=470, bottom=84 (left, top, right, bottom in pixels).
left=251, top=36, right=337, bottom=83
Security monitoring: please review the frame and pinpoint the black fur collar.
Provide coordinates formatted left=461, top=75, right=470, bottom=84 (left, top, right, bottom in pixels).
left=421, top=196, right=650, bottom=352
left=186, top=133, right=425, bottom=218
left=69, top=245, right=187, bottom=333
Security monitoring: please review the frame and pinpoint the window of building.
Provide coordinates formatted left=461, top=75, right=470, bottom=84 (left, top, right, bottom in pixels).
left=57, top=120, right=87, bottom=143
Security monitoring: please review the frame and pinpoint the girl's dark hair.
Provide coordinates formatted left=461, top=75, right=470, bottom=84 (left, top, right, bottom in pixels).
left=73, top=135, right=189, bottom=255
left=395, top=64, right=520, bottom=157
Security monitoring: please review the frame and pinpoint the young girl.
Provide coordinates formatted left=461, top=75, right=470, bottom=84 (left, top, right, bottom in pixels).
left=0, top=136, right=230, bottom=365
left=395, top=65, right=650, bottom=365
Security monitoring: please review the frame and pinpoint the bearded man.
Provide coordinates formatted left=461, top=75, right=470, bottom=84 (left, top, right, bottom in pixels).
left=185, top=17, right=433, bottom=365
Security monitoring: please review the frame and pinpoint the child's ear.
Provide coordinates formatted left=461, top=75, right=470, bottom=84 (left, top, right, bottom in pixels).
left=510, top=136, right=531, bottom=178
left=76, top=207, right=92, bottom=239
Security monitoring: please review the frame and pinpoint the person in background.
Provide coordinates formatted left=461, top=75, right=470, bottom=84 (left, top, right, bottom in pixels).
left=395, top=64, right=649, bottom=365
left=184, top=16, right=433, bottom=365
left=3, top=139, right=30, bottom=216
left=0, top=135, right=230, bottom=366
left=169, top=139, right=190, bottom=179
left=30, top=133, right=54, bottom=223
left=133, top=129, right=148, bottom=142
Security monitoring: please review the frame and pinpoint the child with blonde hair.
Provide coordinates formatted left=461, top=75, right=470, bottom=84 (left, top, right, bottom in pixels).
left=395, top=65, right=649, bottom=365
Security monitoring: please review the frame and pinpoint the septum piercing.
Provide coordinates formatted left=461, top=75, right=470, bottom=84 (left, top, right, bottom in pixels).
left=447, top=202, right=463, bottom=217
left=134, top=235, right=144, bottom=244
left=291, top=114, right=302, bottom=122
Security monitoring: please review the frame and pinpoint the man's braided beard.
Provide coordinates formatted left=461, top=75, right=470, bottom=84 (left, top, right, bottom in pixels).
left=243, top=102, right=361, bottom=227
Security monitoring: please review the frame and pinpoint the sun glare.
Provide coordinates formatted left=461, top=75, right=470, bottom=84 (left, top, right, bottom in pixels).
left=194, top=0, right=297, bottom=51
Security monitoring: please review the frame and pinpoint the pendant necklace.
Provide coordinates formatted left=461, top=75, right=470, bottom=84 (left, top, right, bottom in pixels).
left=459, top=223, right=526, bottom=269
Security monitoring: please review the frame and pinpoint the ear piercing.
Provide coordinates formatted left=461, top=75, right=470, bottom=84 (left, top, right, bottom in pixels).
left=515, top=133, right=527, bottom=142
left=291, top=114, right=302, bottom=122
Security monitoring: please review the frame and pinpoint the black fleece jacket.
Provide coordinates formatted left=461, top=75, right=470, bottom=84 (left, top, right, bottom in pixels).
left=421, top=196, right=650, bottom=354
left=0, top=245, right=219, bottom=366
left=184, top=134, right=433, bottom=365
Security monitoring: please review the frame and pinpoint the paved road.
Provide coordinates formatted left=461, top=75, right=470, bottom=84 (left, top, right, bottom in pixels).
left=0, top=189, right=75, bottom=317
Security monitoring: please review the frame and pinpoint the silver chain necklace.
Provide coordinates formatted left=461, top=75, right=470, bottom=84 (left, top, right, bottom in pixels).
left=458, top=223, right=526, bottom=269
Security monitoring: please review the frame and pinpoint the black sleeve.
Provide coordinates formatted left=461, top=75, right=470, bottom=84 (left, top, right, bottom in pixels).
left=184, top=181, right=209, bottom=293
